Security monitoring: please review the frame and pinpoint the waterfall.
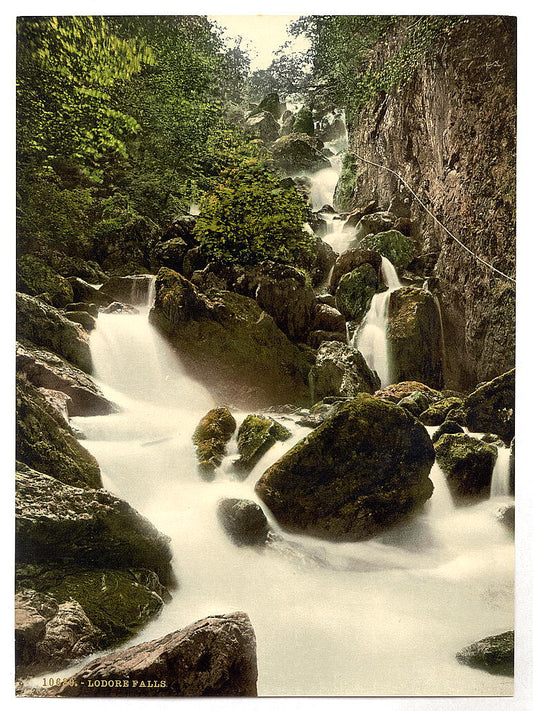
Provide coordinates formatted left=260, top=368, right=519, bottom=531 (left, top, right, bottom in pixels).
left=355, top=257, right=401, bottom=388
left=490, top=447, right=512, bottom=497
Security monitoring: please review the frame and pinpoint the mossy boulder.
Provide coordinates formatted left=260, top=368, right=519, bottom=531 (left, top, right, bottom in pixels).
left=456, top=631, right=514, bottom=676
left=335, top=264, right=379, bottom=322
left=255, top=393, right=435, bottom=541
left=388, top=287, right=444, bottom=390
left=16, top=377, right=102, bottom=488
left=193, top=408, right=237, bottom=477
left=357, top=212, right=398, bottom=240
left=16, top=254, right=74, bottom=307
left=309, top=341, right=380, bottom=403
left=270, top=133, right=330, bottom=175
left=64, top=310, right=97, bottom=332
left=217, top=498, right=271, bottom=546
left=16, top=292, right=92, bottom=373
left=360, top=229, right=416, bottom=269
left=434, top=433, right=497, bottom=501
left=244, top=111, right=280, bottom=144
left=374, top=381, right=442, bottom=404
left=249, top=92, right=285, bottom=119
left=149, top=268, right=313, bottom=408
left=463, top=369, right=515, bottom=444
left=431, top=420, right=464, bottom=443
left=397, top=390, right=431, bottom=417
left=233, top=415, right=291, bottom=474
left=420, top=397, right=464, bottom=426
left=329, top=248, right=382, bottom=293
left=293, top=106, right=314, bottom=135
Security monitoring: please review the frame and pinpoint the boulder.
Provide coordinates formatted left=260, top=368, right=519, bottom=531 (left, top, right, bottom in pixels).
left=311, top=304, right=346, bottom=333
left=43, top=251, right=107, bottom=284
left=98, top=274, right=154, bottom=306
left=64, top=310, right=97, bottom=332
left=356, top=211, right=398, bottom=240
left=244, top=111, right=280, bottom=144
left=498, top=505, right=515, bottom=531
left=397, top=390, right=431, bottom=417
left=335, top=264, right=379, bottom=323
left=308, top=236, right=336, bottom=287
left=50, top=612, right=258, bottom=697
left=388, top=287, right=444, bottom=390
left=193, top=408, right=237, bottom=477
left=433, top=433, right=497, bottom=501
left=16, top=341, right=117, bottom=417
left=16, top=377, right=102, bottom=488
left=65, top=301, right=99, bottom=317
left=360, top=229, right=417, bottom=269
left=307, top=330, right=348, bottom=349
left=431, top=420, right=464, bottom=443
left=67, top=277, right=112, bottom=306
left=16, top=463, right=173, bottom=585
left=255, top=394, right=435, bottom=540
left=316, top=114, right=346, bottom=143
left=292, top=106, right=314, bottom=135
left=16, top=589, right=101, bottom=673
left=456, top=631, right=514, bottom=676
left=374, top=381, right=442, bottom=404
left=16, top=292, right=92, bottom=373
left=307, top=212, right=328, bottom=238
left=16, top=254, right=74, bottom=307
left=16, top=564, right=169, bottom=650
left=249, top=92, right=285, bottom=119
left=420, top=397, right=464, bottom=426
left=329, top=248, right=382, bottom=293
left=152, top=236, right=190, bottom=272
left=316, top=293, right=337, bottom=308
left=295, top=399, right=346, bottom=429
left=149, top=269, right=313, bottom=408
left=270, top=133, right=331, bottom=175
left=233, top=415, right=291, bottom=474
left=182, top=246, right=209, bottom=279
left=463, top=369, right=515, bottom=444
left=160, top=214, right=197, bottom=245
left=101, top=301, right=139, bottom=314
left=217, top=499, right=270, bottom=546
left=309, top=341, right=380, bottom=403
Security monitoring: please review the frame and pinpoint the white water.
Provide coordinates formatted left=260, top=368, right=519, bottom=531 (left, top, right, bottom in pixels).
left=355, top=257, right=402, bottom=388
left=26, top=294, right=514, bottom=697
left=491, top=447, right=512, bottom=498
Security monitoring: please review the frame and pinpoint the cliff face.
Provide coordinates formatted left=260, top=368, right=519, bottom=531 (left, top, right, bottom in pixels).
left=342, top=17, right=516, bottom=391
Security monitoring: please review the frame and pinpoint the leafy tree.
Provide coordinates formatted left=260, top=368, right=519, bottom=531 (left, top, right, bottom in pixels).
left=194, top=159, right=314, bottom=265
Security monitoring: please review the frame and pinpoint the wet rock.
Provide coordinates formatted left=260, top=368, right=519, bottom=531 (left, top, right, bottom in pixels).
left=329, top=248, right=382, bottom=293
left=16, top=341, right=117, bottom=417
left=67, top=277, right=111, bottom=306
left=64, top=310, right=97, bottom=332
left=307, top=211, right=328, bottom=238
left=101, top=301, right=140, bottom=314
left=307, top=330, right=348, bottom=349
left=98, top=274, right=154, bottom=306
left=309, top=341, right=380, bottom=403
left=65, top=301, right=99, bottom=317
left=234, top=415, right=291, bottom=474
left=50, top=612, right=258, bottom=697
left=193, top=408, right=236, bottom=477
left=463, top=369, right=515, bottom=444
left=182, top=246, right=209, bottom=278
left=398, top=390, right=431, bottom=417
left=434, top=433, right=497, bottom=501
left=309, top=236, right=336, bottom=287
left=218, top=499, right=270, bottom=546
left=360, top=229, right=417, bottom=269
left=37, top=388, right=71, bottom=421
left=270, top=133, right=331, bottom=175
left=316, top=293, right=337, bottom=308
left=311, top=303, right=346, bottom=333
left=152, top=236, right=190, bottom=272
left=150, top=268, right=313, bottom=408
left=356, top=211, right=398, bottom=239
left=374, top=381, right=442, bottom=404
left=498, top=505, right=515, bottom=532
left=336, top=264, right=379, bottom=322
left=17, top=254, right=74, bottom=307
left=16, top=292, right=92, bottom=373
left=388, top=286, right=444, bottom=390
left=456, top=631, right=514, bottom=675
left=16, top=378, right=102, bottom=488
left=431, top=420, right=464, bottom=443
left=420, top=397, right=464, bottom=426
left=16, top=463, right=173, bottom=585
left=296, top=399, right=346, bottom=428
left=244, top=111, right=280, bottom=144
left=256, top=393, right=435, bottom=541
left=161, top=214, right=197, bottom=244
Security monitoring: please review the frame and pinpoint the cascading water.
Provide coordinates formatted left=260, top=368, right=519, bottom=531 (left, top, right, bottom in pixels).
left=28, top=286, right=514, bottom=697
left=355, top=257, right=402, bottom=388
left=491, top=447, right=512, bottom=498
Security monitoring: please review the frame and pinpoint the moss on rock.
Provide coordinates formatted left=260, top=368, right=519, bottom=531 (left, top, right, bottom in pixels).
left=360, top=229, right=416, bottom=269
left=434, top=433, right=497, bottom=501
left=233, top=414, right=291, bottom=474
left=193, top=407, right=237, bottom=476
left=420, top=397, right=464, bottom=425
left=335, top=264, right=378, bottom=322
left=16, top=254, right=74, bottom=308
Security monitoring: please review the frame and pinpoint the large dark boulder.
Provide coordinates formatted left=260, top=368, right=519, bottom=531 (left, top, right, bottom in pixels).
left=67, top=277, right=112, bottom=306
left=360, top=229, right=417, bottom=269
left=16, top=293, right=92, bottom=373
left=233, top=414, right=291, bottom=474
left=16, top=377, right=102, bottom=488
left=463, top=369, right=515, bottom=444
left=329, top=248, right=382, bottom=294
left=335, top=264, right=379, bottom=323
left=308, top=235, right=336, bottom=287
left=270, top=133, right=331, bottom=175
left=456, top=631, right=514, bottom=676
left=388, top=287, right=444, bottom=390
left=434, top=433, right=497, bottom=501
left=16, top=341, right=116, bottom=417
left=309, top=341, right=380, bottom=402
left=16, top=254, right=74, bottom=307
left=217, top=499, right=270, bottom=546
left=311, top=304, right=346, bottom=333
left=149, top=268, right=313, bottom=408
left=193, top=408, right=237, bottom=477
left=356, top=212, right=398, bottom=240
left=255, top=394, right=435, bottom=540
left=420, top=396, right=464, bottom=426
left=152, top=236, right=190, bottom=273
left=244, top=111, right=280, bottom=144
left=50, top=612, right=258, bottom=697
left=249, top=92, right=285, bottom=119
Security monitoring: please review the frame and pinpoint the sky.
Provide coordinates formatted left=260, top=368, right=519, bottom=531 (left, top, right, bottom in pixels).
left=209, top=15, right=310, bottom=71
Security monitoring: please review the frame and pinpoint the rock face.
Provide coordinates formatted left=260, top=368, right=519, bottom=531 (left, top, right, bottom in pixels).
left=192, top=408, right=237, bottom=477
left=388, top=287, right=444, bottom=389
left=345, top=17, right=516, bottom=390
left=456, top=631, right=514, bottom=675
left=217, top=499, right=270, bottom=546
left=16, top=292, right=92, bottom=373
left=244, top=111, right=280, bottom=144
left=149, top=268, right=313, bottom=408
left=16, top=377, right=102, bottom=488
left=270, top=133, right=331, bottom=175
left=463, top=369, right=515, bottom=444
left=16, top=464, right=173, bottom=585
left=50, top=612, right=258, bottom=697
left=255, top=394, right=435, bottom=540
left=360, top=230, right=416, bottom=270
left=433, top=433, right=497, bottom=501
left=233, top=414, right=291, bottom=474
left=309, top=341, right=380, bottom=403
left=335, top=265, right=379, bottom=322
left=16, top=341, right=116, bottom=417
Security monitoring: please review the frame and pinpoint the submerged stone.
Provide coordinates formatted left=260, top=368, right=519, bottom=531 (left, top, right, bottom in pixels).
left=456, top=631, right=514, bottom=676
left=217, top=498, right=270, bottom=546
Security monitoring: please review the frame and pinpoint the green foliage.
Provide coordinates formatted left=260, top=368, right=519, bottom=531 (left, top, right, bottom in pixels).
left=16, top=254, right=74, bottom=306
left=335, top=154, right=359, bottom=211
left=194, top=160, right=314, bottom=265
left=293, top=106, right=314, bottom=135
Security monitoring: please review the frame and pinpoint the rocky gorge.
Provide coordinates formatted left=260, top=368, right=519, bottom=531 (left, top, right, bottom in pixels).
left=15, top=14, right=515, bottom=699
